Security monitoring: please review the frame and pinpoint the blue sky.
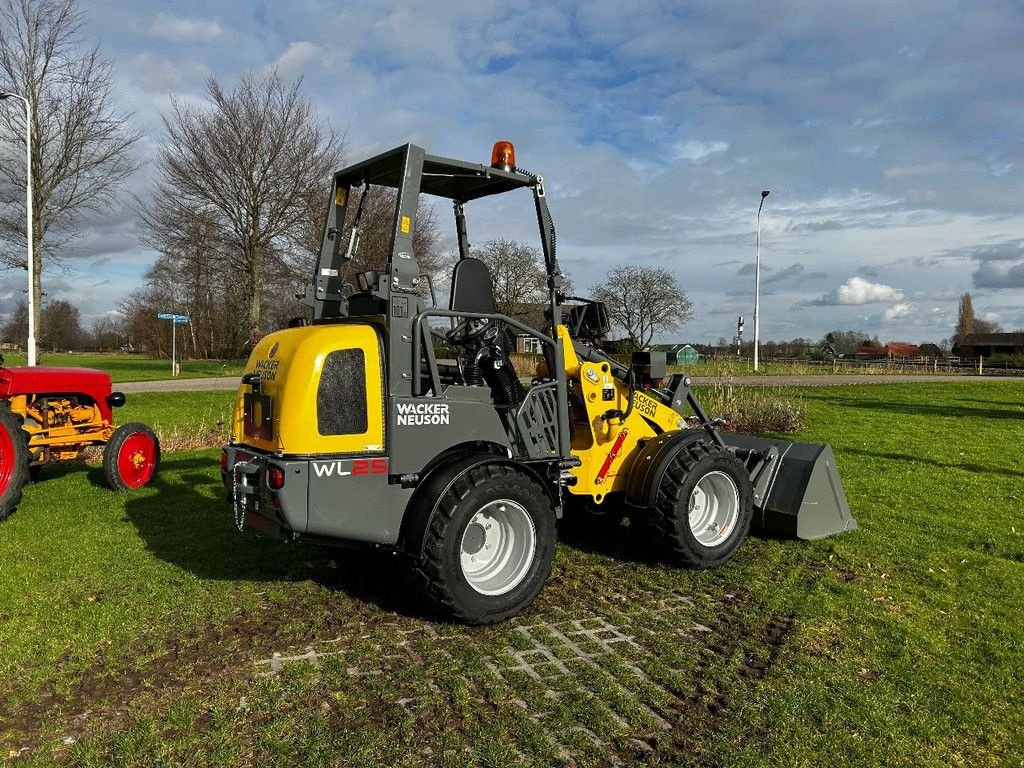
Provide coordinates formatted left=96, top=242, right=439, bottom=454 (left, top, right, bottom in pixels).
left=3, top=0, right=1024, bottom=343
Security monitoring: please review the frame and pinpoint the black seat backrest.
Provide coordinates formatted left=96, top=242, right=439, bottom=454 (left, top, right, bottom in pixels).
left=450, top=257, right=496, bottom=315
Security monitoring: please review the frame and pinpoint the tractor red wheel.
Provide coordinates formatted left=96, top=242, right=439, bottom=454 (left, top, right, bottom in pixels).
left=103, top=422, right=160, bottom=491
left=0, top=403, right=29, bottom=522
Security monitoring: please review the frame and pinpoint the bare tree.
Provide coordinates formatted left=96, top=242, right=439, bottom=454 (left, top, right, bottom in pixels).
left=822, top=329, right=870, bottom=356
left=954, top=292, right=1000, bottom=344
left=1, top=297, right=27, bottom=343
left=590, top=265, right=693, bottom=348
left=955, top=292, right=976, bottom=343
left=341, top=188, right=442, bottom=275
left=90, top=313, right=117, bottom=351
left=0, top=0, right=139, bottom=358
left=40, top=297, right=81, bottom=350
left=145, top=71, right=344, bottom=346
left=468, top=239, right=546, bottom=318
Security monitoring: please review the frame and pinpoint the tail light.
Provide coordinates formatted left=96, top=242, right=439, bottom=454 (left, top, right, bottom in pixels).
left=267, top=464, right=285, bottom=490
left=220, top=451, right=229, bottom=487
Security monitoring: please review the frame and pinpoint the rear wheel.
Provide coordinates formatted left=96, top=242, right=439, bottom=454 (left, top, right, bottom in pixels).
left=0, top=404, right=29, bottom=522
left=103, top=423, right=160, bottom=491
left=411, top=462, right=556, bottom=624
left=648, top=439, right=753, bottom=568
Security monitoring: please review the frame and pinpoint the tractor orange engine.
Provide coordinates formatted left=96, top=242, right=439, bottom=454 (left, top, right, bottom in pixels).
left=27, top=396, right=99, bottom=429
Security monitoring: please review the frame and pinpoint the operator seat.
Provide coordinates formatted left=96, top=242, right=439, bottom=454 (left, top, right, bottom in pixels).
left=449, top=257, right=496, bottom=314
left=422, top=257, right=500, bottom=393
left=446, top=257, right=522, bottom=405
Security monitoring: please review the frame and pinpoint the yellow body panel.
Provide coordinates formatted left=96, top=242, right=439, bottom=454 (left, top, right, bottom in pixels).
left=232, top=323, right=385, bottom=456
left=558, top=327, right=685, bottom=502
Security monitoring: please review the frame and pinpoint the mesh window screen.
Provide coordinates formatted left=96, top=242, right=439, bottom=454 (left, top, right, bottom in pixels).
left=317, top=348, right=368, bottom=435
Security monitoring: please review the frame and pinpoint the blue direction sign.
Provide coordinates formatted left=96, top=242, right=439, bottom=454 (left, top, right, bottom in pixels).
left=157, top=313, right=190, bottom=376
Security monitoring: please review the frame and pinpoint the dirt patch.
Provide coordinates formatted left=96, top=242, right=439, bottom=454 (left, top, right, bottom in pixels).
left=5, top=554, right=820, bottom=767
left=0, top=567, right=394, bottom=752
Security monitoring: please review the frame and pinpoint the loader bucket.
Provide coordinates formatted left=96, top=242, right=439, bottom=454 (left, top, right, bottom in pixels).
left=721, top=434, right=857, bottom=540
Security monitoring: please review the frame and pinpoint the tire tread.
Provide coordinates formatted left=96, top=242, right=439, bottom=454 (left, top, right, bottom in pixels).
left=0, top=403, right=29, bottom=522
left=412, top=462, right=552, bottom=624
left=648, top=439, right=752, bottom=568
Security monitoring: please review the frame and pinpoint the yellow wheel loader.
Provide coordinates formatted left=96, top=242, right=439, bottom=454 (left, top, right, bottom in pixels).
left=222, top=141, right=855, bottom=624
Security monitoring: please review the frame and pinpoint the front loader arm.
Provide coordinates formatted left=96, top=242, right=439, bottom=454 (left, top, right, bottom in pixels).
left=558, top=327, right=686, bottom=502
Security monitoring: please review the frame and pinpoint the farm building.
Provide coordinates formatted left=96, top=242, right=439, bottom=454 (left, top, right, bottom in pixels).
left=651, top=343, right=699, bottom=365
left=855, top=342, right=919, bottom=358
left=509, top=304, right=548, bottom=354
left=958, top=332, right=1024, bottom=358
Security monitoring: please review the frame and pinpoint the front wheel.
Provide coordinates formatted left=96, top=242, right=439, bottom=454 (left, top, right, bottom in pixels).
left=0, top=404, right=29, bottom=522
left=103, top=423, right=160, bottom=491
left=410, top=462, right=556, bottom=624
left=649, top=439, right=754, bottom=568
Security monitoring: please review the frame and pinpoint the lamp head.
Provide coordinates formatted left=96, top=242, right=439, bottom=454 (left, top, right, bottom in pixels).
left=761, top=190, right=770, bottom=198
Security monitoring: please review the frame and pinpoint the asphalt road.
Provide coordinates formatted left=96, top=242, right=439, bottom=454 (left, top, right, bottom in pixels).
left=120, top=377, right=242, bottom=393
left=118, top=373, right=1020, bottom=393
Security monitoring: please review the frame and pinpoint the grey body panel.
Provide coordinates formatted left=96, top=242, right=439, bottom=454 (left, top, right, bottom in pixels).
left=305, top=457, right=413, bottom=544
left=224, top=446, right=413, bottom=546
left=720, top=434, right=857, bottom=540
left=388, top=392, right=511, bottom=474
left=224, top=446, right=309, bottom=534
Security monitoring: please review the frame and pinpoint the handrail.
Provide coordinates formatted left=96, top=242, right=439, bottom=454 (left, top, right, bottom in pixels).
left=411, top=308, right=571, bottom=459
left=411, top=309, right=557, bottom=397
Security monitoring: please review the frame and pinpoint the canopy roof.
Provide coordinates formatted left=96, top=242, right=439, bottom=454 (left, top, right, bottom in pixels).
left=333, top=144, right=536, bottom=202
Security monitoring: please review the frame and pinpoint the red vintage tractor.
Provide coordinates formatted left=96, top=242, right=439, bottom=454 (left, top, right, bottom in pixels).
left=0, top=355, right=160, bottom=521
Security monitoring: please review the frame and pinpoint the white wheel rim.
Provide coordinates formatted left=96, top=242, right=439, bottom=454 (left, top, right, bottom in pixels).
left=460, top=499, right=536, bottom=596
left=688, top=470, right=740, bottom=547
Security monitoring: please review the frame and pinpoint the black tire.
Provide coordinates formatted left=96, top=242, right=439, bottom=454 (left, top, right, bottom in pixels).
left=410, top=462, right=556, bottom=624
left=647, top=439, right=754, bottom=568
left=103, top=422, right=160, bottom=491
left=0, top=403, right=29, bottom=522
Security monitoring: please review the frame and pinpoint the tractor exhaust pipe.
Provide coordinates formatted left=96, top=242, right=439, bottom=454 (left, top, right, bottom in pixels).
left=721, top=434, right=857, bottom=540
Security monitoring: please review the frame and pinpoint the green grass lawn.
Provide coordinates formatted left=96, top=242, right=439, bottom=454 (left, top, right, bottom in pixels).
left=1, top=352, right=244, bottom=382
left=116, top=391, right=235, bottom=449
left=0, top=382, right=1021, bottom=766
left=680, top=357, right=964, bottom=377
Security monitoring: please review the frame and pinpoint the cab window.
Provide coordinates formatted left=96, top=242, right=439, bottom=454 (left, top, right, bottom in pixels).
left=317, top=348, right=368, bottom=435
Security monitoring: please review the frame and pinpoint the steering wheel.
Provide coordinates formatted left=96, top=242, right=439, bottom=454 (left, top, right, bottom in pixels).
left=445, top=317, right=494, bottom=345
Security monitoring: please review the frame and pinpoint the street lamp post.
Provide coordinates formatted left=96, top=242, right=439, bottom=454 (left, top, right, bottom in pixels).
left=753, top=189, right=770, bottom=372
left=0, top=91, right=37, bottom=366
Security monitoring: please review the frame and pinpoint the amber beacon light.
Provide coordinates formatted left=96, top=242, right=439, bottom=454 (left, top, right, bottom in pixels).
left=490, top=140, right=516, bottom=171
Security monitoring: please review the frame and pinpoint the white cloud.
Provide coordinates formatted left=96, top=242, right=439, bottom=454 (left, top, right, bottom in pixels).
left=489, top=41, right=518, bottom=57
left=883, top=302, right=913, bottom=321
left=271, top=42, right=324, bottom=74
left=148, top=13, right=223, bottom=42
left=673, top=140, right=729, bottom=162
left=884, top=162, right=946, bottom=179
left=128, top=53, right=209, bottom=94
left=814, top=276, right=905, bottom=305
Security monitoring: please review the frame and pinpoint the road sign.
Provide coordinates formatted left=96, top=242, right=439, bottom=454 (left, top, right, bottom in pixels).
left=157, top=313, right=190, bottom=376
